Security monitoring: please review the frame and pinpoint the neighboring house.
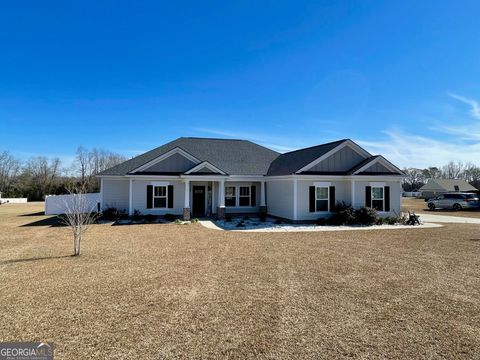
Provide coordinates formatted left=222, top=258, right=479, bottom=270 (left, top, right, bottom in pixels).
left=419, top=179, right=478, bottom=199
left=97, top=137, right=405, bottom=221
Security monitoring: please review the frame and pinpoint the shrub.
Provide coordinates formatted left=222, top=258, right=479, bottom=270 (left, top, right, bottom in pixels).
left=354, top=207, right=378, bottom=225
left=327, top=202, right=356, bottom=225
left=164, top=213, right=176, bottom=222
left=236, top=221, right=245, bottom=227
left=225, top=215, right=232, bottom=222
left=243, top=215, right=250, bottom=221
left=132, top=209, right=142, bottom=221
left=102, top=207, right=120, bottom=221
left=316, top=217, right=326, bottom=226
left=259, top=213, right=267, bottom=222
left=191, top=218, right=199, bottom=224
left=145, top=214, right=157, bottom=223
left=274, top=219, right=282, bottom=225
left=174, top=218, right=183, bottom=224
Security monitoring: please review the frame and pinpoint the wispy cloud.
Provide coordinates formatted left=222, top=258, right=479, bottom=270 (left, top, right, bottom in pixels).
left=359, top=93, right=480, bottom=168
left=448, top=93, right=480, bottom=119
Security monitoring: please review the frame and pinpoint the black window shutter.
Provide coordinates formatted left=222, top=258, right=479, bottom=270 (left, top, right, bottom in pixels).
left=384, top=186, right=390, bottom=211
left=365, top=186, right=372, bottom=207
left=146, top=185, right=153, bottom=209
left=250, top=185, right=256, bottom=207
left=329, top=186, right=335, bottom=212
left=309, top=186, right=316, bottom=212
left=168, top=185, right=174, bottom=208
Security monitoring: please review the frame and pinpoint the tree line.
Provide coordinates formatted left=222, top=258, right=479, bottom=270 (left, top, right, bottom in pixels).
left=402, top=161, right=480, bottom=191
left=0, top=147, right=126, bottom=201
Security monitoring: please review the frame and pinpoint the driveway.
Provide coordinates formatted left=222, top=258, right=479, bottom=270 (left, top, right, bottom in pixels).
left=418, top=213, right=480, bottom=224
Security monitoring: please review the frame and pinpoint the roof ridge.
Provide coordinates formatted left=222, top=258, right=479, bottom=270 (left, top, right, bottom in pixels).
left=279, top=139, right=349, bottom=156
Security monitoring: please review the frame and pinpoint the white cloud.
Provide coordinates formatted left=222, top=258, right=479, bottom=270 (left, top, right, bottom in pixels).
left=448, top=93, right=480, bottom=119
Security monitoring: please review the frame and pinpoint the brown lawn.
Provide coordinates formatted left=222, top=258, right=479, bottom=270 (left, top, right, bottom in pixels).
left=402, top=197, right=480, bottom=219
left=1, top=203, right=480, bottom=359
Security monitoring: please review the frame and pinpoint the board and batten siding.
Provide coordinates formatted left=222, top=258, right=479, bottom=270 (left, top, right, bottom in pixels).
left=142, top=153, right=197, bottom=173
left=131, top=179, right=185, bottom=215
left=102, top=179, right=129, bottom=212
left=265, top=180, right=294, bottom=219
left=307, top=146, right=366, bottom=173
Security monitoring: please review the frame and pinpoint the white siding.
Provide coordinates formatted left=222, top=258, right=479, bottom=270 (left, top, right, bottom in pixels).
left=354, top=180, right=402, bottom=215
left=296, top=180, right=349, bottom=221
left=265, top=180, right=294, bottom=219
left=131, top=179, right=185, bottom=215
left=102, top=179, right=129, bottom=212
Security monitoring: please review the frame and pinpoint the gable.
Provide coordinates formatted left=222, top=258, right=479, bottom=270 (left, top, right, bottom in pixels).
left=306, top=145, right=367, bottom=173
left=140, top=152, right=197, bottom=173
left=191, top=166, right=216, bottom=174
left=358, top=162, right=398, bottom=174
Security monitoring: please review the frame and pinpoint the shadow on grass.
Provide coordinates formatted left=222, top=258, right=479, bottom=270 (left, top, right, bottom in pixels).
left=20, top=216, right=67, bottom=227
left=18, top=211, right=45, bottom=217
left=0, top=254, right=73, bottom=265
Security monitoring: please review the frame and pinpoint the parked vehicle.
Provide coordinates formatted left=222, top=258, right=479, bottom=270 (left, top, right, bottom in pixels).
left=427, top=193, right=480, bottom=211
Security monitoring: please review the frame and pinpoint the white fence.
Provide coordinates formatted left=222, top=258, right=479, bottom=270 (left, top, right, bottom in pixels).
left=45, top=193, right=101, bottom=215
left=0, top=197, right=28, bottom=204
left=402, top=192, right=422, bottom=198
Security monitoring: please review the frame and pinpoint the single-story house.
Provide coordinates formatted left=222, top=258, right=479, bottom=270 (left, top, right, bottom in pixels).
left=97, top=137, right=405, bottom=221
left=419, top=179, right=478, bottom=199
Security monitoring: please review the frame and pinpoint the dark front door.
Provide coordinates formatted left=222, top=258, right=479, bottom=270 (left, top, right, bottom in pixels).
left=192, top=186, right=206, bottom=216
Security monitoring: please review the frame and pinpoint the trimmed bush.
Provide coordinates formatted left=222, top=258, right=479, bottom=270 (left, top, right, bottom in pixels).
left=225, top=215, right=232, bottom=222
left=191, top=218, right=199, bottom=224
left=259, top=213, right=267, bottom=222
left=316, top=218, right=327, bottom=226
left=164, top=213, right=176, bottom=222
left=102, top=207, right=121, bottom=221
left=145, top=214, right=157, bottom=223
left=354, top=207, right=378, bottom=225
left=327, top=202, right=356, bottom=225
left=132, top=209, right=142, bottom=221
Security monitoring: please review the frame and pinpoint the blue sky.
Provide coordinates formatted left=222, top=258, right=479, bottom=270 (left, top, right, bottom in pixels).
left=2, top=1, right=480, bottom=168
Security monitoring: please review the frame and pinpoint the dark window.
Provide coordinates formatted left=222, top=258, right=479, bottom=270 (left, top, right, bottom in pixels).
left=153, top=186, right=167, bottom=208
left=239, top=186, right=251, bottom=206
left=225, top=186, right=236, bottom=207
left=454, top=185, right=460, bottom=191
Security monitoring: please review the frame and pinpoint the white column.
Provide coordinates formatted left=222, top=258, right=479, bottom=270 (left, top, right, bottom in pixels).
left=184, top=180, right=190, bottom=208
left=219, top=180, right=225, bottom=207
left=351, top=180, right=355, bottom=208
left=212, top=181, right=216, bottom=213
left=293, top=178, right=298, bottom=220
left=128, top=178, right=133, bottom=215
left=260, top=180, right=266, bottom=207
left=100, top=178, right=104, bottom=211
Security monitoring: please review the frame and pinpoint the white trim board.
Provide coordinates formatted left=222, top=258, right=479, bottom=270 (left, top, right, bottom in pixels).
left=184, top=161, right=226, bottom=175
left=352, top=156, right=403, bottom=175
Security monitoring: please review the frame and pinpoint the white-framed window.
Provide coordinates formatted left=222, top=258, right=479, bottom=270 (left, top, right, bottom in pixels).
left=371, top=186, right=384, bottom=211
left=239, top=186, right=250, bottom=207
left=316, top=186, right=329, bottom=212
left=225, top=186, right=236, bottom=207
left=153, top=185, right=167, bottom=208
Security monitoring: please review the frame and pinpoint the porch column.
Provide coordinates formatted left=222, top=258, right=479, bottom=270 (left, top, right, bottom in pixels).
left=128, top=178, right=133, bottom=216
left=183, top=180, right=190, bottom=221
left=293, top=178, right=298, bottom=221
left=217, top=180, right=226, bottom=219
left=351, top=180, right=355, bottom=208
left=212, top=181, right=216, bottom=214
left=260, top=180, right=267, bottom=214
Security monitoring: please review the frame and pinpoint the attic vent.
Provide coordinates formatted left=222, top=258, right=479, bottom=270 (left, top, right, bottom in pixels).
left=454, top=185, right=459, bottom=191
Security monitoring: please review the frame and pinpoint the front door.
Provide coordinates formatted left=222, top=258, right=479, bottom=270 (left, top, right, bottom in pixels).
left=192, top=186, right=206, bottom=216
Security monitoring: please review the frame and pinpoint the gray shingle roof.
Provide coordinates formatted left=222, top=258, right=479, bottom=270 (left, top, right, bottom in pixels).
left=98, top=137, right=280, bottom=176
left=419, top=179, right=478, bottom=192
left=266, top=139, right=348, bottom=176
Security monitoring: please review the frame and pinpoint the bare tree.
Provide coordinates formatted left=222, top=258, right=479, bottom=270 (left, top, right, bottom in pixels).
left=0, top=151, right=20, bottom=197
left=61, top=186, right=99, bottom=256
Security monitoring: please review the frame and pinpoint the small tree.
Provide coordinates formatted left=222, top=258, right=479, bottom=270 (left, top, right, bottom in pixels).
left=61, top=186, right=99, bottom=256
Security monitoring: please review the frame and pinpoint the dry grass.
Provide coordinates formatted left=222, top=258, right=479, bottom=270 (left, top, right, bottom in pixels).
left=1, top=203, right=480, bottom=359
left=402, top=197, right=480, bottom=218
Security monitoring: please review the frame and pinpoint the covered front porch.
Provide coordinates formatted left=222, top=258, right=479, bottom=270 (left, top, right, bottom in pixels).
left=181, top=177, right=266, bottom=220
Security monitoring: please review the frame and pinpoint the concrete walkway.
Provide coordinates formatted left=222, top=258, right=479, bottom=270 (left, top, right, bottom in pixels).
left=416, top=213, right=480, bottom=224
